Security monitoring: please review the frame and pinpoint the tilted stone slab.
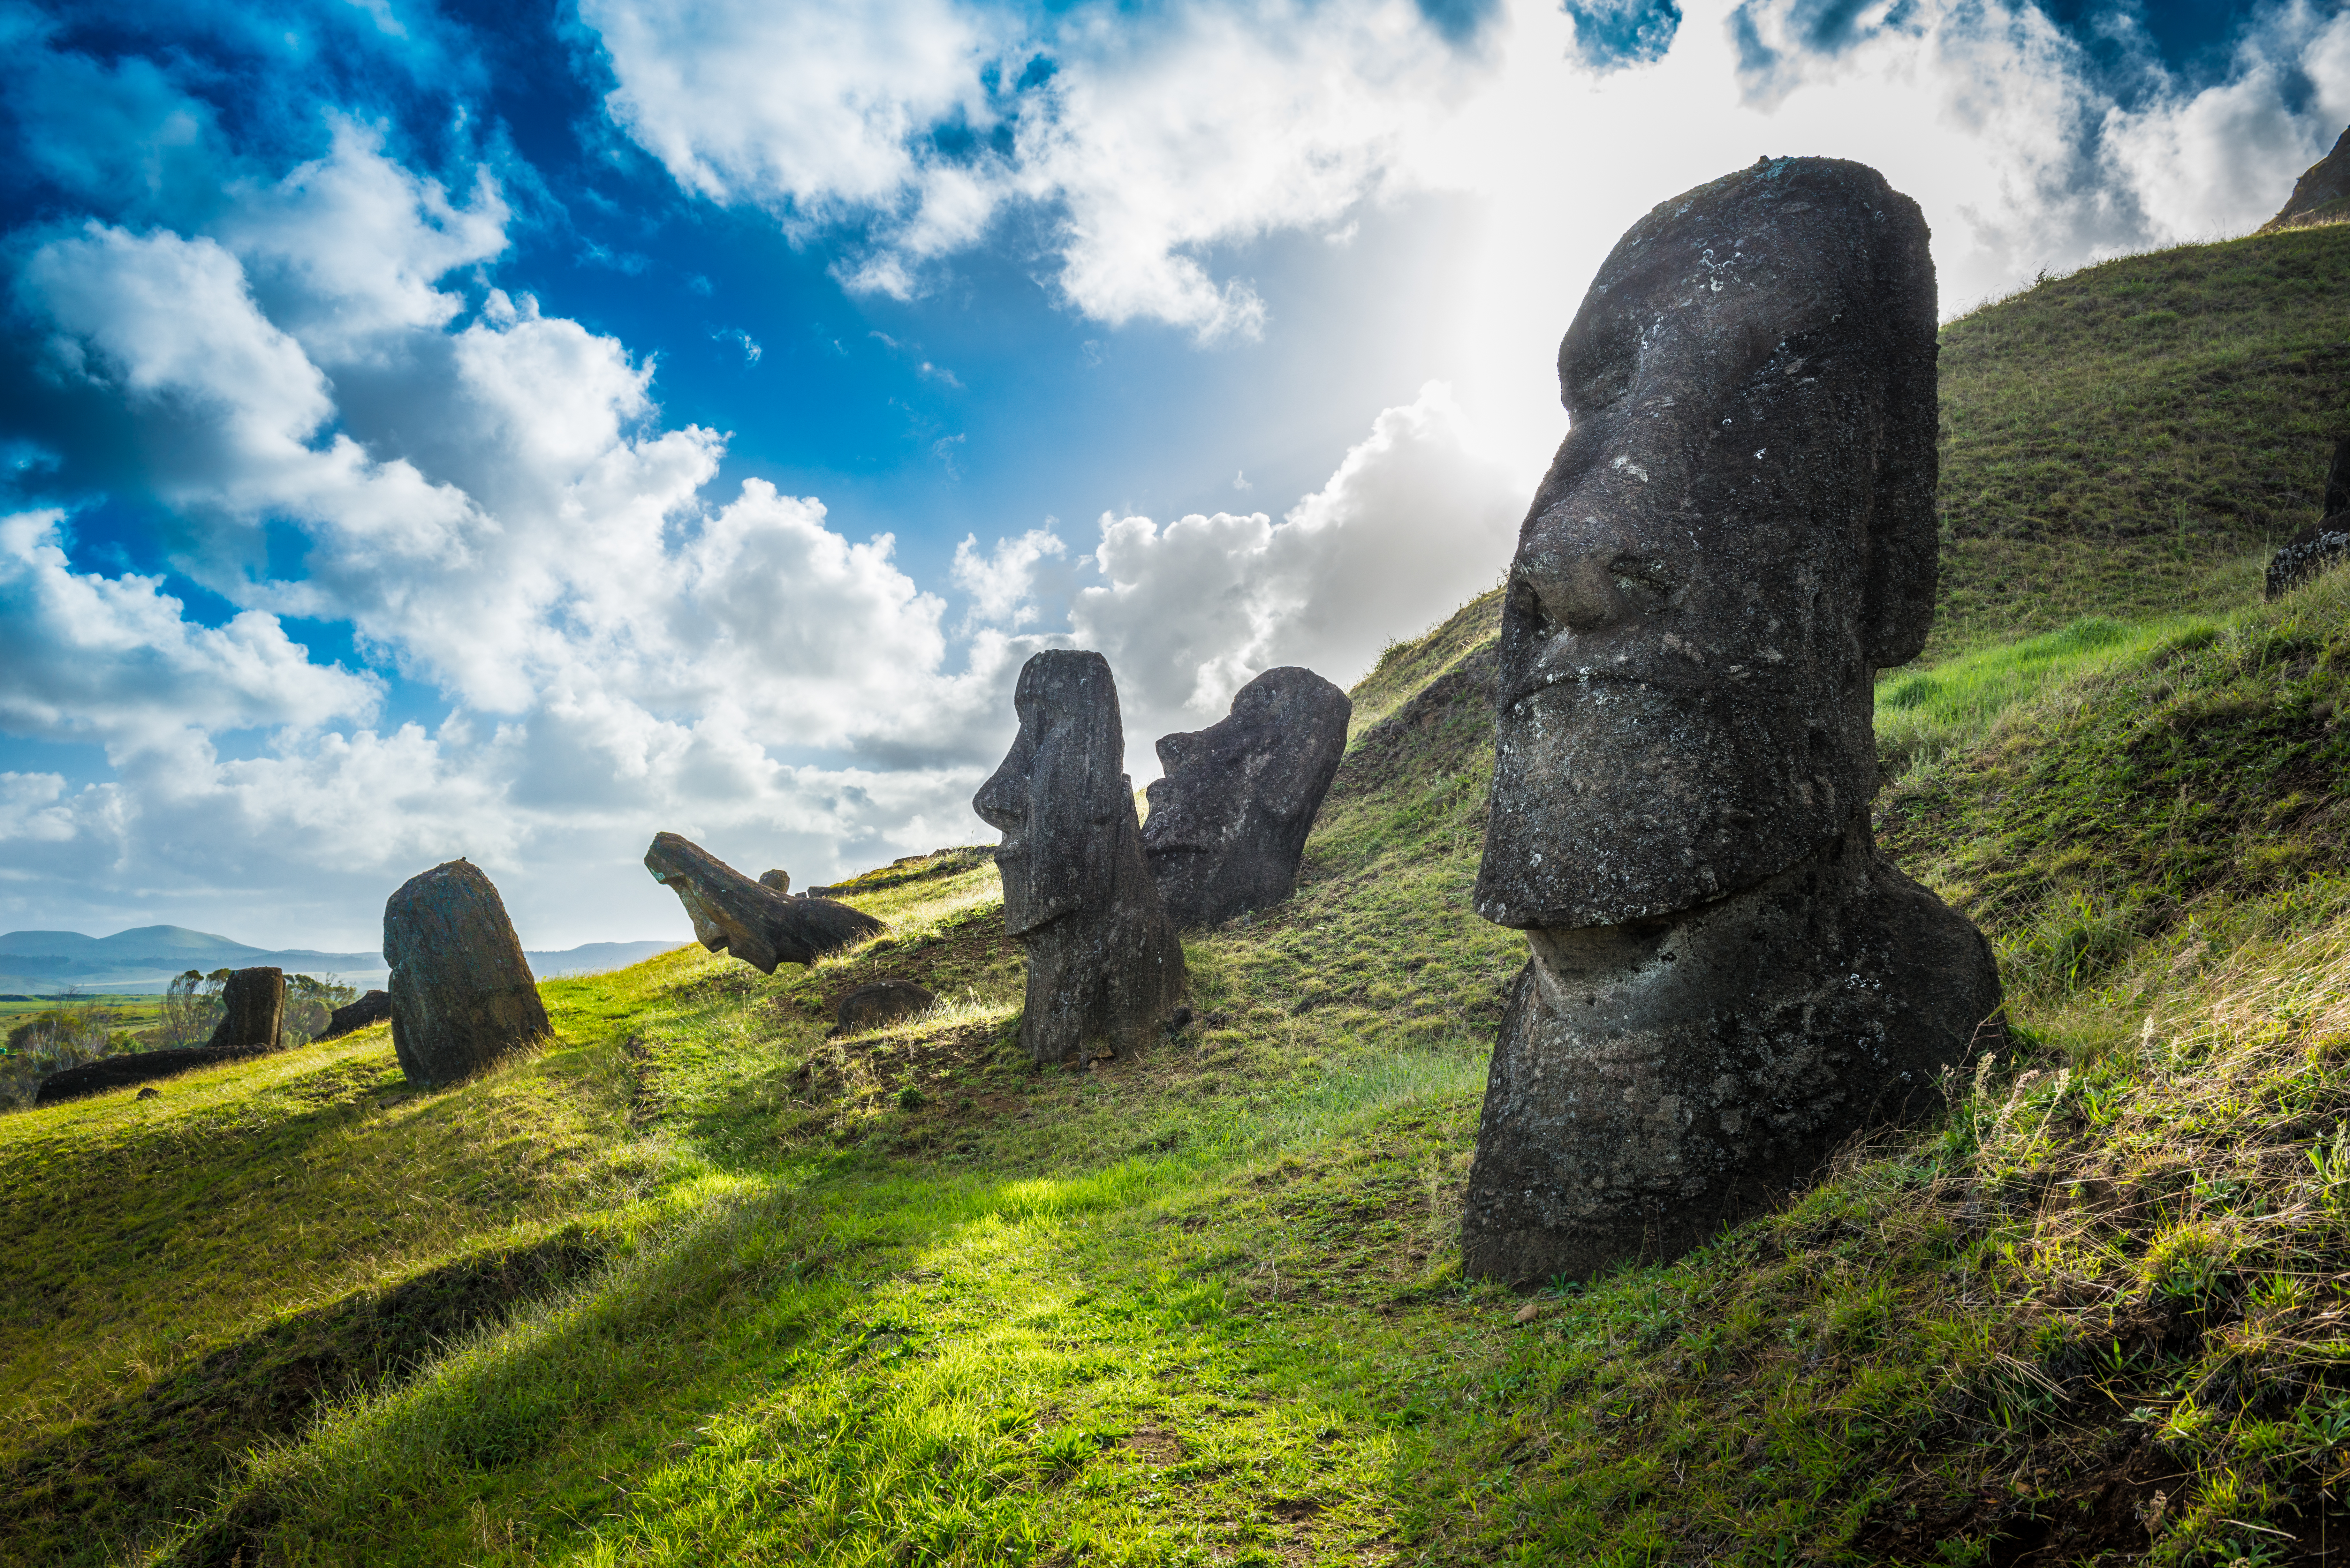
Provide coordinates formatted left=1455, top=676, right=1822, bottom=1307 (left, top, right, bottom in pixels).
left=1142, top=666, right=1351, bottom=929
left=383, top=859, right=550, bottom=1087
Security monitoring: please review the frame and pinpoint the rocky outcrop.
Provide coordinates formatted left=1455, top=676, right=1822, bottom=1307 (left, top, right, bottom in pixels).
left=2266, top=438, right=2350, bottom=599
left=2262, top=124, right=2350, bottom=233
left=204, top=967, right=284, bottom=1055
left=1463, top=157, right=2001, bottom=1282
left=317, top=988, right=392, bottom=1042
left=383, top=859, right=550, bottom=1087
left=829, top=980, right=936, bottom=1037
left=643, top=834, right=884, bottom=970
left=974, top=650, right=1186, bottom=1064
left=1142, top=667, right=1351, bottom=928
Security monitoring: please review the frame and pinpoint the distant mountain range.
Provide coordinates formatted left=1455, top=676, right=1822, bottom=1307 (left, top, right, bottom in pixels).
left=0, top=925, right=687, bottom=994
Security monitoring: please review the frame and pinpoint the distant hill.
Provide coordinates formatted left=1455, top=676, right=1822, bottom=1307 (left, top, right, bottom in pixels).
left=0, top=927, right=688, bottom=993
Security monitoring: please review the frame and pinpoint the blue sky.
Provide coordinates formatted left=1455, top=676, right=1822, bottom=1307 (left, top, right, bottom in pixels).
left=0, top=0, right=2341, bottom=951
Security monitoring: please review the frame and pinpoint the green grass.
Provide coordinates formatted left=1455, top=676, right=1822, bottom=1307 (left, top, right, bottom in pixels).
left=10, top=225, right=2350, bottom=1565
left=1929, top=222, right=2350, bottom=659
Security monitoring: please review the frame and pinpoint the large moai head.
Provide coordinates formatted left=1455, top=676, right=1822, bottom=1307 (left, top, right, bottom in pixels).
left=1475, top=157, right=1938, bottom=930
left=973, top=649, right=1132, bottom=937
left=1142, top=665, right=1353, bottom=929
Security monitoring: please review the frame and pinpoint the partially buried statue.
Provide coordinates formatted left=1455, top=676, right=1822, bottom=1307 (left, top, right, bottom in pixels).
left=644, top=833, right=884, bottom=970
left=384, top=858, right=550, bottom=1086
left=975, top=649, right=1186, bottom=1064
left=1463, top=156, right=2003, bottom=1282
left=1142, top=666, right=1352, bottom=929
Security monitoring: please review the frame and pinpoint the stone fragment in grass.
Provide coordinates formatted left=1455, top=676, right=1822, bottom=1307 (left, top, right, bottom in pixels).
left=383, top=858, right=550, bottom=1087
left=642, top=833, right=885, bottom=971
left=974, top=649, right=1187, bottom=1065
left=830, top=980, right=936, bottom=1037
left=1143, top=665, right=1352, bottom=928
left=317, top=988, right=391, bottom=1042
left=1463, top=157, right=2003, bottom=1284
left=2264, top=437, right=2350, bottom=599
left=34, top=1046, right=238, bottom=1104
left=205, top=966, right=284, bottom=1054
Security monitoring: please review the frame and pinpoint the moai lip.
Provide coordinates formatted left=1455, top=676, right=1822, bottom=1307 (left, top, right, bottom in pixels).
left=1143, top=666, right=1352, bottom=930
left=974, top=650, right=1186, bottom=1065
left=1462, top=157, right=2002, bottom=1282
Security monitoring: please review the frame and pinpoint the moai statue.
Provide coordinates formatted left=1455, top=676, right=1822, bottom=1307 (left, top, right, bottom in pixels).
left=974, top=650, right=1186, bottom=1064
left=383, top=858, right=551, bottom=1086
left=205, top=967, right=285, bottom=1054
left=644, top=833, right=883, bottom=969
left=1142, top=666, right=1353, bottom=929
left=1462, top=157, right=2003, bottom=1282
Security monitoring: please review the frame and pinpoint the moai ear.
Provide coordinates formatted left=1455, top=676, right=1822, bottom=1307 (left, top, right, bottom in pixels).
left=1859, top=185, right=1940, bottom=672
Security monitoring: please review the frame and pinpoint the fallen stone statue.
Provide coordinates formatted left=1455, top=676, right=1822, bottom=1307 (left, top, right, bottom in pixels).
left=2266, top=437, right=2350, bottom=600
left=644, top=833, right=884, bottom=970
left=316, top=988, right=392, bottom=1042
left=974, top=649, right=1186, bottom=1064
left=384, top=858, right=550, bottom=1086
left=1142, top=666, right=1352, bottom=928
left=36, top=964, right=291, bottom=1104
left=1462, top=156, right=2004, bottom=1283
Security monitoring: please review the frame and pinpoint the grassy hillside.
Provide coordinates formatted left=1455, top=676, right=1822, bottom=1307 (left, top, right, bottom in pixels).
left=7, top=228, right=2350, bottom=1566
left=1930, top=221, right=2350, bottom=659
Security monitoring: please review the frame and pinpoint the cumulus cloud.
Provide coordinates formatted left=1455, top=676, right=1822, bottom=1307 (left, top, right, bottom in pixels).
left=581, top=0, right=1482, bottom=339
left=1061, top=382, right=1522, bottom=757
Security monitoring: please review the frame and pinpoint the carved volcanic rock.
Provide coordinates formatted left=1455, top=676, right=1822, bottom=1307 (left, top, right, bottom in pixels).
left=1461, top=818, right=2001, bottom=1281
left=644, top=834, right=884, bottom=970
left=758, top=869, right=792, bottom=895
left=1462, top=157, right=2001, bottom=1281
left=383, top=859, right=551, bottom=1086
left=1142, top=666, right=1352, bottom=928
left=974, top=650, right=1186, bottom=1064
left=205, top=967, right=284, bottom=1055
left=2266, top=438, right=2350, bottom=600
left=317, top=988, right=392, bottom=1042
left=35, top=1047, right=240, bottom=1104
left=830, top=980, right=936, bottom=1037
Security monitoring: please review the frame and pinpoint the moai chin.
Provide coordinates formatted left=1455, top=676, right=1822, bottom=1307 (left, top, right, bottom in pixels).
left=1142, top=665, right=1353, bottom=929
left=1463, top=157, right=2003, bottom=1283
left=974, top=650, right=1186, bottom=1065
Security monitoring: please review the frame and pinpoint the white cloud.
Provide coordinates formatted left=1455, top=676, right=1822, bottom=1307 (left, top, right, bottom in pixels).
left=952, top=524, right=1066, bottom=629
left=0, top=509, right=381, bottom=760
left=216, top=116, right=509, bottom=363
left=581, top=0, right=1479, bottom=340
left=1062, top=381, right=1522, bottom=758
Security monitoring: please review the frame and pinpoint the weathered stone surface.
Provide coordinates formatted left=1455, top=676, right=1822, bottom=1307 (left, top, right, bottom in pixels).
left=758, top=869, right=792, bottom=895
left=830, top=980, right=936, bottom=1037
left=205, top=967, right=284, bottom=1054
left=974, top=650, right=1186, bottom=1064
left=644, top=834, right=884, bottom=970
left=1477, top=157, right=1940, bottom=931
left=1461, top=818, right=2000, bottom=1280
left=318, top=988, right=392, bottom=1042
left=1462, top=157, right=2001, bottom=1282
left=2262, top=124, right=2350, bottom=232
left=383, top=859, right=550, bottom=1087
left=35, top=1047, right=238, bottom=1104
left=2266, top=438, right=2350, bottom=599
left=1142, top=666, right=1352, bottom=928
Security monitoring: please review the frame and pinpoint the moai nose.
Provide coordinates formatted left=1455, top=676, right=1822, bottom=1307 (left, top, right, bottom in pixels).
left=1520, top=549, right=1630, bottom=636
